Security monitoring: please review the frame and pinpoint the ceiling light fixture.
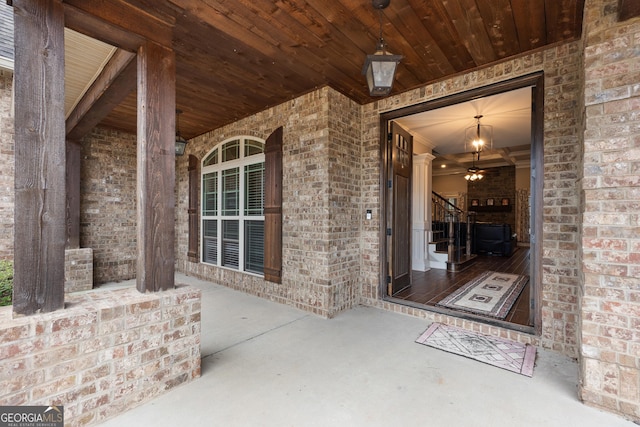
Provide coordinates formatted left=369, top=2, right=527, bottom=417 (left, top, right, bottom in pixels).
left=464, top=152, right=484, bottom=182
left=464, top=115, right=491, bottom=181
left=175, top=109, right=188, bottom=156
left=361, top=0, right=403, bottom=97
left=464, top=114, right=492, bottom=160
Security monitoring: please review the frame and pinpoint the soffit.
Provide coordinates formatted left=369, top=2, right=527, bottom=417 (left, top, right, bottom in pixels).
left=64, top=28, right=117, bottom=118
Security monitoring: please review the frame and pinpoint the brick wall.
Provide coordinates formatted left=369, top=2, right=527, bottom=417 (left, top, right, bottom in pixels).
left=0, top=70, right=13, bottom=260
left=65, top=248, right=93, bottom=293
left=580, top=0, right=640, bottom=421
left=0, top=101, right=136, bottom=284
left=327, top=89, right=361, bottom=314
left=360, top=41, right=583, bottom=358
left=467, top=165, right=516, bottom=230
left=80, top=128, right=137, bottom=284
left=0, top=285, right=201, bottom=427
left=176, top=87, right=361, bottom=317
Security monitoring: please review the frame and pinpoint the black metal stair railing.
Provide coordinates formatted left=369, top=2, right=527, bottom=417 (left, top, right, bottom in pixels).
left=431, top=192, right=476, bottom=271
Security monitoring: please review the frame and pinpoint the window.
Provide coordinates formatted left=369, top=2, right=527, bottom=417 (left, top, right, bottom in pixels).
left=201, top=136, right=265, bottom=275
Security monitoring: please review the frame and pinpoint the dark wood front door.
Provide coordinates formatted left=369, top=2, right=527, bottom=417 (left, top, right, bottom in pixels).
left=387, top=122, right=413, bottom=295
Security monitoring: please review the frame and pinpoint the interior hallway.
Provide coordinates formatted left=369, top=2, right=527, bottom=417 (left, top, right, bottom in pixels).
left=98, top=274, right=634, bottom=427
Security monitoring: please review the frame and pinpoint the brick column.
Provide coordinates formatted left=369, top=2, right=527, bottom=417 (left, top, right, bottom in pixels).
left=580, top=0, right=640, bottom=421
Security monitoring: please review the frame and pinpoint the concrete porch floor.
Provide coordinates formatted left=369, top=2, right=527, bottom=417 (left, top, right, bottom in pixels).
left=98, top=274, right=634, bottom=427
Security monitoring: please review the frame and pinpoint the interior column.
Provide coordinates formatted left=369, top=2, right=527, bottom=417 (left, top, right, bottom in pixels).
left=412, top=153, right=435, bottom=272
left=136, top=41, right=176, bottom=292
left=12, top=0, right=66, bottom=315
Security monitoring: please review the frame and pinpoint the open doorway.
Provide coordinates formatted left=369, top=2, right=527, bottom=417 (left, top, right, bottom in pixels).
left=380, top=73, right=544, bottom=334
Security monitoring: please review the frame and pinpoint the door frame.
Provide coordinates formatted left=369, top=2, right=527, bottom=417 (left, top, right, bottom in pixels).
left=387, top=122, right=414, bottom=295
left=378, top=72, right=544, bottom=335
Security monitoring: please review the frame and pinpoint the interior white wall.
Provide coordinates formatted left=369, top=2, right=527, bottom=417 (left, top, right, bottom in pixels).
left=412, top=153, right=435, bottom=272
left=432, top=174, right=467, bottom=195
left=516, top=167, right=531, bottom=190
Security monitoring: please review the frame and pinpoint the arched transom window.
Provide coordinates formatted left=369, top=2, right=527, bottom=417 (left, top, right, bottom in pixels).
left=201, top=136, right=265, bottom=275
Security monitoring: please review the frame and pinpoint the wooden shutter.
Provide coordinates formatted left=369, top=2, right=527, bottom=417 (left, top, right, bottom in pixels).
left=187, top=154, right=199, bottom=260
left=264, top=127, right=283, bottom=283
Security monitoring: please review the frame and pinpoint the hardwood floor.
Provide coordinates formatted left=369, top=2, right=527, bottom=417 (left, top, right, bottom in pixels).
left=393, top=247, right=532, bottom=327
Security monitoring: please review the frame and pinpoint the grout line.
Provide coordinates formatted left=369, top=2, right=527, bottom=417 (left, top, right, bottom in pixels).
left=201, top=314, right=311, bottom=360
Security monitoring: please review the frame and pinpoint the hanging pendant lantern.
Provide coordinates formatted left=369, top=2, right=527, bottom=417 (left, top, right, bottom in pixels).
left=464, top=115, right=493, bottom=159
left=362, top=0, right=403, bottom=96
left=175, top=109, right=188, bottom=156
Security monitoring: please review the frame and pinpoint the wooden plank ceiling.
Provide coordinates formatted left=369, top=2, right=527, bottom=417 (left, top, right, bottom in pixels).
left=62, top=0, right=586, bottom=140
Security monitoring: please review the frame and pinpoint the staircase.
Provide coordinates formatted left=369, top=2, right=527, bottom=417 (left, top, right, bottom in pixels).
left=430, top=192, right=477, bottom=272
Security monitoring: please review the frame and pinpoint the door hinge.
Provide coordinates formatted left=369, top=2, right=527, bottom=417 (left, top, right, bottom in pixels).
left=387, top=132, right=392, bottom=143
left=386, top=228, right=392, bottom=236
left=387, top=180, right=392, bottom=188
left=386, top=275, right=391, bottom=284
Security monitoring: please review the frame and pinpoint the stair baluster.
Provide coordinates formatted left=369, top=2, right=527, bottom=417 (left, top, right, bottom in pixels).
left=431, top=192, right=477, bottom=272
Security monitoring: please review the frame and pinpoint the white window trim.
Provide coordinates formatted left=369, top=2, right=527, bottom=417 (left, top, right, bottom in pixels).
left=201, top=136, right=265, bottom=275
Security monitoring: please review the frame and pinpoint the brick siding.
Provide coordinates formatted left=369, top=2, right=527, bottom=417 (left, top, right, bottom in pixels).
left=580, top=0, right=640, bottom=421
left=0, top=285, right=201, bottom=426
left=0, top=70, right=13, bottom=261
left=65, top=248, right=93, bottom=293
left=80, top=128, right=137, bottom=284
left=176, top=88, right=361, bottom=317
left=467, top=165, right=517, bottom=230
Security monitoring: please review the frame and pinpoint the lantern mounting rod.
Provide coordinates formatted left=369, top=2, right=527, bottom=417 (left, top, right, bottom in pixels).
left=372, top=0, right=390, bottom=9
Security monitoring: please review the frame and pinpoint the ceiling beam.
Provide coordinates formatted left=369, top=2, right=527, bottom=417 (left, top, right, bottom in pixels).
left=496, top=148, right=517, bottom=165
left=62, top=0, right=173, bottom=50
left=66, top=49, right=137, bottom=140
left=63, top=4, right=144, bottom=52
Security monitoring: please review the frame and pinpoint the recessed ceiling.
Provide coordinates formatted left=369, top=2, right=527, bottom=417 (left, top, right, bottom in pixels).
left=394, top=87, right=532, bottom=174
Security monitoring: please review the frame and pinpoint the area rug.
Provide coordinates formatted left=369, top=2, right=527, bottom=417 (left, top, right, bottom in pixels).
left=436, top=271, right=528, bottom=319
left=415, top=323, right=537, bottom=377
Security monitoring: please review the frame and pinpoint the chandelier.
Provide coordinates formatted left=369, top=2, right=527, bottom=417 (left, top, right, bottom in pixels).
left=463, top=115, right=492, bottom=181
left=464, top=114, right=492, bottom=159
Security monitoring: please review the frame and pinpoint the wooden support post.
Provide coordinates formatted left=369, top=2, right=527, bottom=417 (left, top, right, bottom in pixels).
left=136, top=41, right=176, bottom=293
left=12, top=0, right=66, bottom=315
left=66, top=140, right=82, bottom=249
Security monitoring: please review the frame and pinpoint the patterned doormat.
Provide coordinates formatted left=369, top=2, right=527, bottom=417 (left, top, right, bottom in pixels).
left=416, top=323, right=537, bottom=377
left=436, top=271, right=529, bottom=319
